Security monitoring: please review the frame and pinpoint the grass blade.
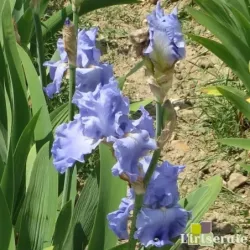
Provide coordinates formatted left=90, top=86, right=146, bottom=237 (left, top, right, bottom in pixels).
left=218, top=138, right=250, bottom=150
left=217, top=85, right=250, bottom=120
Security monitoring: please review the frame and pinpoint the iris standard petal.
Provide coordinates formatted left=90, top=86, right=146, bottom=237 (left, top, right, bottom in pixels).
left=74, top=82, right=130, bottom=139
left=75, top=63, right=114, bottom=93
left=110, top=130, right=157, bottom=182
left=144, top=2, right=185, bottom=69
left=144, top=160, right=185, bottom=208
left=77, top=27, right=101, bottom=67
left=132, top=106, right=155, bottom=138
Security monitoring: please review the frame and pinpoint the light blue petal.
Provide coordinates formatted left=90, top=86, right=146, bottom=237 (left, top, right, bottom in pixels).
left=52, top=118, right=101, bottom=173
left=144, top=2, right=185, bottom=69
left=135, top=205, right=190, bottom=247
left=107, top=196, right=134, bottom=239
left=132, top=106, right=155, bottom=138
left=43, top=63, right=67, bottom=98
left=110, top=130, right=157, bottom=181
left=74, top=82, right=131, bottom=140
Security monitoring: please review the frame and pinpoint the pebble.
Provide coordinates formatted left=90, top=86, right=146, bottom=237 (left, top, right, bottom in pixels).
left=198, top=58, right=214, bottom=69
left=227, top=173, right=248, bottom=190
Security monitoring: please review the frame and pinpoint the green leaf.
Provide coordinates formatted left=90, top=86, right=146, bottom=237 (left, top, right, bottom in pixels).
left=222, top=0, right=250, bottom=20
left=88, top=144, right=127, bottom=250
left=62, top=175, right=99, bottom=250
left=2, top=0, right=30, bottom=148
left=42, top=0, right=139, bottom=40
left=17, top=0, right=51, bottom=46
left=53, top=200, right=73, bottom=249
left=25, top=145, right=37, bottom=190
left=17, top=8, right=33, bottom=46
left=50, top=103, right=67, bottom=121
left=216, top=85, right=250, bottom=120
left=0, top=186, right=15, bottom=250
left=217, top=138, right=250, bottom=150
left=50, top=103, right=68, bottom=131
left=17, top=44, right=53, bottom=148
left=240, top=163, right=250, bottom=172
left=156, top=176, right=222, bottom=250
left=118, top=60, right=144, bottom=90
left=13, top=109, right=41, bottom=221
left=43, top=247, right=54, bottom=250
left=0, top=157, right=4, bottom=181
left=0, top=42, right=8, bottom=136
left=229, top=6, right=250, bottom=47
left=188, top=7, right=250, bottom=91
left=188, top=35, right=250, bottom=93
left=43, top=160, right=58, bottom=248
left=200, top=86, right=223, bottom=96
left=1, top=141, right=14, bottom=214
left=0, top=124, right=7, bottom=165
left=194, top=0, right=234, bottom=27
left=130, top=99, right=153, bottom=112
left=108, top=243, right=129, bottom=250
left=188, top=7, right=250, bottom=61
left=17, top=142, right=54, bottom=250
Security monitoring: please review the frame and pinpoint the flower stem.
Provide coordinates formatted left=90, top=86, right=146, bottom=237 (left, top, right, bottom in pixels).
left=143, top=101, right=162, bottom=187
left=33, top=10, right=47, bottom=88
left=128, top=194, right=143, bottom=249
left=61, top=11, right=79, bottom=208
left=128, top=102, right=163, bottom=250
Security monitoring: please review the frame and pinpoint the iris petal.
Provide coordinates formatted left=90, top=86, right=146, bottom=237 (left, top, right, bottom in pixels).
left=110, top=130, right=157, bottom=181
left=43, top=63, right=68, bottom=98
left=52, top=118, right=101, bottom=173
left=135, top=206, right=190, bottom=248
left=107, top=194, right=134, bottom=239
left=144, top=2, right=185, bottom=69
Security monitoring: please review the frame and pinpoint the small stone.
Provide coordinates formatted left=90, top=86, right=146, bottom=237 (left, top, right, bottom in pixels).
left=198, top=57, right=214, bottom=69
left=227, top=173, right=248, bottom=190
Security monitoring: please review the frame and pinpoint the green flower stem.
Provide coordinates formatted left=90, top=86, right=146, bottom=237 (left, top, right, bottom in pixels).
left=128, top=194, right=143, bottom=249
left=33, top=10, right=47, bottom=88
left=128, top=102, right=163, bottom=250
left=143, top=102, right=162, bottom=187
left=61, top=11, right=79, bottom=208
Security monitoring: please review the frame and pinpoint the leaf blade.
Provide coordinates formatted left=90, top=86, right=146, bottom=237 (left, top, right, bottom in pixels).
left=88, top=144, right=127, bottom=250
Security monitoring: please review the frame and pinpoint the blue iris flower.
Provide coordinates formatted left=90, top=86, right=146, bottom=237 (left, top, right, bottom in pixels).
left=144, top=1, right=185, bottom=71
